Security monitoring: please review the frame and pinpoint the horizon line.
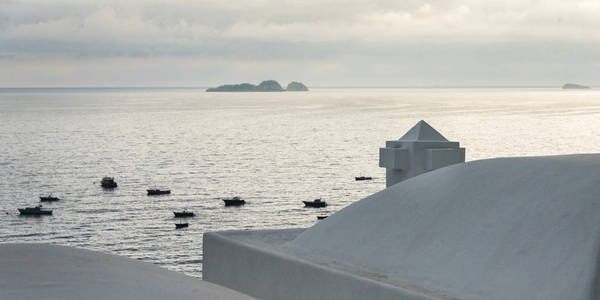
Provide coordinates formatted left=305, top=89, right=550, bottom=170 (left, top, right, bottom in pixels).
left=0, top=85, right=591, bottom=90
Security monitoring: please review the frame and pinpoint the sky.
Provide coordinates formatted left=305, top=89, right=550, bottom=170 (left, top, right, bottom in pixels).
left=1, top=0, right=599, bottom=87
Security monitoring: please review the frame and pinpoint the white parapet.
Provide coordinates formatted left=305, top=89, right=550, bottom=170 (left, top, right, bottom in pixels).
left=203, top=229, right=436, bottom=300
left=379, top=120, right=465, bottom=187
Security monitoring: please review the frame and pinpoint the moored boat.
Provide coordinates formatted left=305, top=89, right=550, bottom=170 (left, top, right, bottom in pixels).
left=101, top=177, right=118, bottom=188
left=355, top=176, right=372, bottom=181
left=18, top=205, right=52, bottom=216
left=303, top=198, right=327, bottom=207
left=40, top=194, right=60, bottom=202
left=223, top=196, right=245, bottom=206
left=174, top=210, right=195, bottom=217
left=317, top=215, right=328, bottom=220
left=147, top=189, right=171, bottom=196
left=175, top=222, right=189, bottom=229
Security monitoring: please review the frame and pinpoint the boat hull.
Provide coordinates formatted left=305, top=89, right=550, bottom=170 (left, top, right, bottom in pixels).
left=175, top=223, right=189, bottom=229
left=303, top=201, right=327, bottom=207
left=223, top=199, right=245, bottom=206
left=148, top=190, right=171, bottom=196
left=101, top=183, right=117, bottom=188
left=18, top=209, right=52, bottom=216
left=40, top=197, right=60, bottom=202
left=174, top=212, right=195, bottom=217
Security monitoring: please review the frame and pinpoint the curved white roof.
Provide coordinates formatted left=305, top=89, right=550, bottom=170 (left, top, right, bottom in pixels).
left=288, top=154, right=600, bottom=300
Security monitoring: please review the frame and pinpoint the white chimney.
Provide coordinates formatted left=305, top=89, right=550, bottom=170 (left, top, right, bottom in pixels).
left=379, top=120, right=465, bottom=187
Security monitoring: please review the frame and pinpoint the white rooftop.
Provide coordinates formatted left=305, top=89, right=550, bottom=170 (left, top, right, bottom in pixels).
left=0, top=243, right=255, bottom=300
left=287, top=154, right=600, bottom=300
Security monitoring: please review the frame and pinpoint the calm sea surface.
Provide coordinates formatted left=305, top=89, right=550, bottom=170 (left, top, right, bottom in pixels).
left=1, top=88, right=600, bottom=277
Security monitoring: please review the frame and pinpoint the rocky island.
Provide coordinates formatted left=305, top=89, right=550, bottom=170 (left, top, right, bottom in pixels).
left=286, top=81, right=309, bottom=91
left=562, top=83, right=591, bottom=89
left=206, top=80, right=308, bottom=92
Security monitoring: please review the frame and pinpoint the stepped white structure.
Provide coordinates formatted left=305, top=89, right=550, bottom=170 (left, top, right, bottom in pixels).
left=379, top=120, right=465, bottom=187
left=204, top=121, right=600, bottom=300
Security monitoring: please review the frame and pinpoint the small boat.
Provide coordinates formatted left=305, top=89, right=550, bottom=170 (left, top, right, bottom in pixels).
left=18, top=205, right=52, bottom=216
left=147, top=189, right=171, bottom=196
left=174, top=210, right=195, bottom=217
left=303, top=198, right=327, bottom=208
left=355, top=176, right=372, bottom=181
left=223, top=196, right=245, bottom=206
left=40, top=194, right=60, bottom=202
left=101, top=177, right=118, bottom=188
left=175, top=222, right=189, bottom=229
left=317, top=216, right=328, bottom=220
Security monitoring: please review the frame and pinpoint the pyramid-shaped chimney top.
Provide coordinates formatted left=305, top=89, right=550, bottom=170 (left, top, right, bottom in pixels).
left=399, top=120, right=448, bottom=141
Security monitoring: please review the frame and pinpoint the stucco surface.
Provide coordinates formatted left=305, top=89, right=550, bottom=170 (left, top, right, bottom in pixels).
left=0, top=243, right=255, bottom=300
left=380, top=120, right=465, bottom=187
left=203, top=229, right=438, bottom=300
left=289, top=154, right=600, bottom=300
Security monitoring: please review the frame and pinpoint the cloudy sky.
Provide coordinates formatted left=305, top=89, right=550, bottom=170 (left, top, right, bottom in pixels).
left=1, top=0, right=599, bottom=87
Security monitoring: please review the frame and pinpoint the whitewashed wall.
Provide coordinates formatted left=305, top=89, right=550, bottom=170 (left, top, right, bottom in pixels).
left=203, top=230, right=436, bottom=300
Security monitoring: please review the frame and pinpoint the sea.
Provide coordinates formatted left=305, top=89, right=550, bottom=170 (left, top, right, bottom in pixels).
left=1, top=87, right=600, bottom=278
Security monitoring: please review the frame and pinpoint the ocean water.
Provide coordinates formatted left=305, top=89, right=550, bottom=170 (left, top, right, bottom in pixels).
left=1, top=87, right=600, bottom=278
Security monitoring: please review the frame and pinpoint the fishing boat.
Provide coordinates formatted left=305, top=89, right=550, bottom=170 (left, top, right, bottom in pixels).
left=355, top=176, right=372, bottom=181
left=223, top=196, right=245, bottom=206
left=18, top=205, right=52, bottom=216
left=173, top=210, right=195, bottom=217
left=303, top=198, right=327, bottom=208
left=147, top=189, right=171, bottom=196
left=101, top=177, right=118, bottom=188
left=40, top=194, right=60, bottom=202
left=175, top=222, right=189, bottom=229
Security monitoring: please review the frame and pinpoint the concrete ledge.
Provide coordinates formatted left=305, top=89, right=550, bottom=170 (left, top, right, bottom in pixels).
left=0, top=243, right=255, bottom=300
left=203, top=229, right=438, bottom=300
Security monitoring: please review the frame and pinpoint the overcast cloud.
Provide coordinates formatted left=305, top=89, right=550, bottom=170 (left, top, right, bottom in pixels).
left=1, top=0, right=599, bottom=87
